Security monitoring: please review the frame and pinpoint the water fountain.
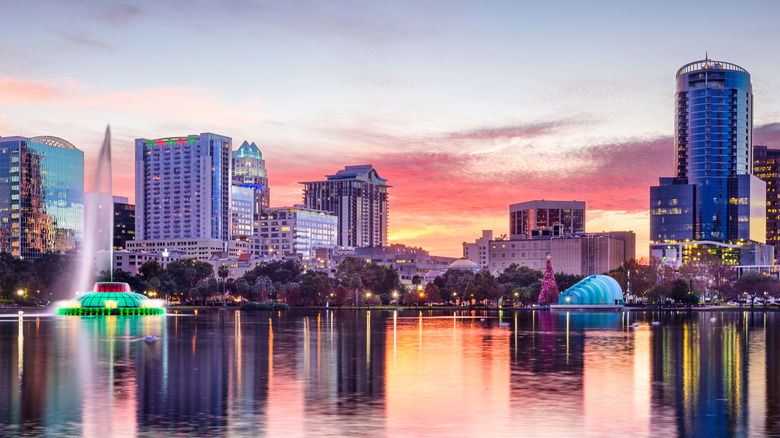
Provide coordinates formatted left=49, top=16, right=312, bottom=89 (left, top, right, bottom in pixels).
left=58, top=126, right=165, bottom=316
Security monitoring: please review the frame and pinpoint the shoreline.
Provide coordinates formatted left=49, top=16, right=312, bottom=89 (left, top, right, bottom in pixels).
left=4, top=304, right=780, bottom=315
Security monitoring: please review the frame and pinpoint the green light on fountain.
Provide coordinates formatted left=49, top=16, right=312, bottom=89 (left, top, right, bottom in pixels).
left=57, top=282, right=165, bottom=316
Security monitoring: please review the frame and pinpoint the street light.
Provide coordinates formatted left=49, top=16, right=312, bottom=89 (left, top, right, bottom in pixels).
left=17, top=290, right=23, bottom=297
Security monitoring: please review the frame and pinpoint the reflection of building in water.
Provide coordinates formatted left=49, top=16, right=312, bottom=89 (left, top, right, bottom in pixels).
left=134, top=313, right=234, bottom=432
left=0, top=318, right=57, bottom=434
left=765, top=313, right=780, bottom=433
left=386, top=312, right=510, bottom=436
left=649, top=313, right=752, bottom=436
left=508, top=311, right=659, bottom=436
left=508, top=311, right=585, bottom=433
left=284, top=311, right=387, bottom=437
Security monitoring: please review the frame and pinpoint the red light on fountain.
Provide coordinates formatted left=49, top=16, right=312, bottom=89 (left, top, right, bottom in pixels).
left=94, top=282, right=132, bottom=293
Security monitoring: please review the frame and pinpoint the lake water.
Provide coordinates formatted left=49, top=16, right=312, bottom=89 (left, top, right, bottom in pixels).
left=0, top=309, right=777, bottom=437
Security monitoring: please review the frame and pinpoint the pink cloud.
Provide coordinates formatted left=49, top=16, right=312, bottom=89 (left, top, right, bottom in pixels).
left=0, top=77, right=65, bottom=104
left=253, top=131, right=672, bottom=258
left=71, top=87, right=267, bottom=125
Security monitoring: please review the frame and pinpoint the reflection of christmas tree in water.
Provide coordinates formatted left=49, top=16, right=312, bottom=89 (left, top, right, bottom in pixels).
left=537, top=256, right=560, bottom=304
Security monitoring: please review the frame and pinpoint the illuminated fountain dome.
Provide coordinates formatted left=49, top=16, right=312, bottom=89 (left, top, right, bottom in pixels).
left=57, top=282, right=165, bottom=316
left=551, top=275, right=625, bottom=310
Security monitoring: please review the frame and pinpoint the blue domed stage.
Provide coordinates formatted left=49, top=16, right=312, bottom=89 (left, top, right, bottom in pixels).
left=551, top=275, right=625, bottom=310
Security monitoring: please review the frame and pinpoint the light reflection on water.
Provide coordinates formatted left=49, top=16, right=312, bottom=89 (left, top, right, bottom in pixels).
left=0, top=310, right=779, bottom=437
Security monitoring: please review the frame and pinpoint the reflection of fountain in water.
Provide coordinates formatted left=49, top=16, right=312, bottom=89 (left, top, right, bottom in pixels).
left=74, top=126, right=114, bottom=293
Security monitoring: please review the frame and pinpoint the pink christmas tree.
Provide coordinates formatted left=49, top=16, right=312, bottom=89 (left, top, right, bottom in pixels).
left=537, top=256, right=560, bottom=305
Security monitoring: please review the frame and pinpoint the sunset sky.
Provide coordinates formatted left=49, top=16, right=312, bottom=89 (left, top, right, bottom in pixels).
left=3, top=0, right=780, bottom=258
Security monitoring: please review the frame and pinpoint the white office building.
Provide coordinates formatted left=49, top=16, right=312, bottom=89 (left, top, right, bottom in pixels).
left=134, top=133, right=232, bottom=241
left=253, top=206, right=337, bottom=269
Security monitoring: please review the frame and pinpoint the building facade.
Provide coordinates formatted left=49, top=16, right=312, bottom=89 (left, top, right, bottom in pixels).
left=111, top=248, right=185, bottom=276
left=462, top=230, right=492, bottom=269
left=231, top=184, right=255, bottom=240
left=301, top=165, right=389, bottom=248
left=134, top=133, right=231, bottom=242
left=113, top=196, right=135, bottom=250
left=464, top=231, right=636, bottom=276
left=0, top=136, right=84, bottom=259
left=650, top=58, right=768, bottom=265
left=753, top=145, right=780, bottom=262
left=510, top=200, right=585, bottom=239
left=253, top=206, right=338, bottom=269
left=232, top=141, right=269, bottom=213
left=126, top=237, right=249, bottom=261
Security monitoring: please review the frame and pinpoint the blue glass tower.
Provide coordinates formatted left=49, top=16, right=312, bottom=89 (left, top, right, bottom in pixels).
left=650, top=59, right=769, bottom=265
left=0, top=136, right=84, bottom=259
left=232, top=141, right=269, bottom=212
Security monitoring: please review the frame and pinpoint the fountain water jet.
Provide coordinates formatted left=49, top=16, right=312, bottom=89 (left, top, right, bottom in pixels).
left=59, top=126, right=164, bottom=316
left=74, top=126, right=114, bottom=293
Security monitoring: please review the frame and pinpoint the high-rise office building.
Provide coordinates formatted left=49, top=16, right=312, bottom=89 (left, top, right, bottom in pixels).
left=0, top=136, right=84, bottom=259
left=253, top=206, right=337, bottom=268
left=650, top=58, right=769, bottom=265
left=754, top=145, right=780, bottom=262
left=231, top=184, right=254, bottom=240
left=301, top=165, right=389, bottom=248
left=134, top=133, right=231, bottom=241
left=232, top=141, right=269, bottom=212
left=113, top=196, right=135, bottom=250
left=510, top=200, right=585, bottom=239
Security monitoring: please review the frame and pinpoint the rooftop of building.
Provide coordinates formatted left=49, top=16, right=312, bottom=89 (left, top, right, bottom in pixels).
left=136, top=133, right=230, bottom=145
left=509, top=199, right=586, bottom=210
left=353, top=244, right=430, bottom=256
left=30, top=136, right=79, bottom=150
left=448, top=258, right=481, bottom=270
left=261, top=206, right=337, bottom=216
left=1, top=136, right=80, bottom=151
left=676, top=58, right=749, bottom=77
left=234, top=141, right=263, bottom=159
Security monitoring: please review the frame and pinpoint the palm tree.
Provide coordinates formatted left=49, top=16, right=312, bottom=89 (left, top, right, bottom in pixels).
left=350, top=274, right=362, bottom=307
left=218, top=265, right=229, bottom=306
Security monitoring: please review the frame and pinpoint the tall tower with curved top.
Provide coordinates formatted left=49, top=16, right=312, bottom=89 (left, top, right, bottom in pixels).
left=675, top=59, right=752, bottom=181
left=650, top=58, right=768, bottom=265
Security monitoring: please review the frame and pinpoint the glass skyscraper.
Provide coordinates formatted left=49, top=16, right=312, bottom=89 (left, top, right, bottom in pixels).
left=232, top=141, right=269, bottom=213
left=650, top=59, right=769, bottom=265
left=753, top=146, right=780, bottom=263
left=0, top=136, right=84, bottom=259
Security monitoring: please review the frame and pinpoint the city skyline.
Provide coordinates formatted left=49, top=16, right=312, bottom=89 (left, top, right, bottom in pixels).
left=3, top=1, right=780, bottom=258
